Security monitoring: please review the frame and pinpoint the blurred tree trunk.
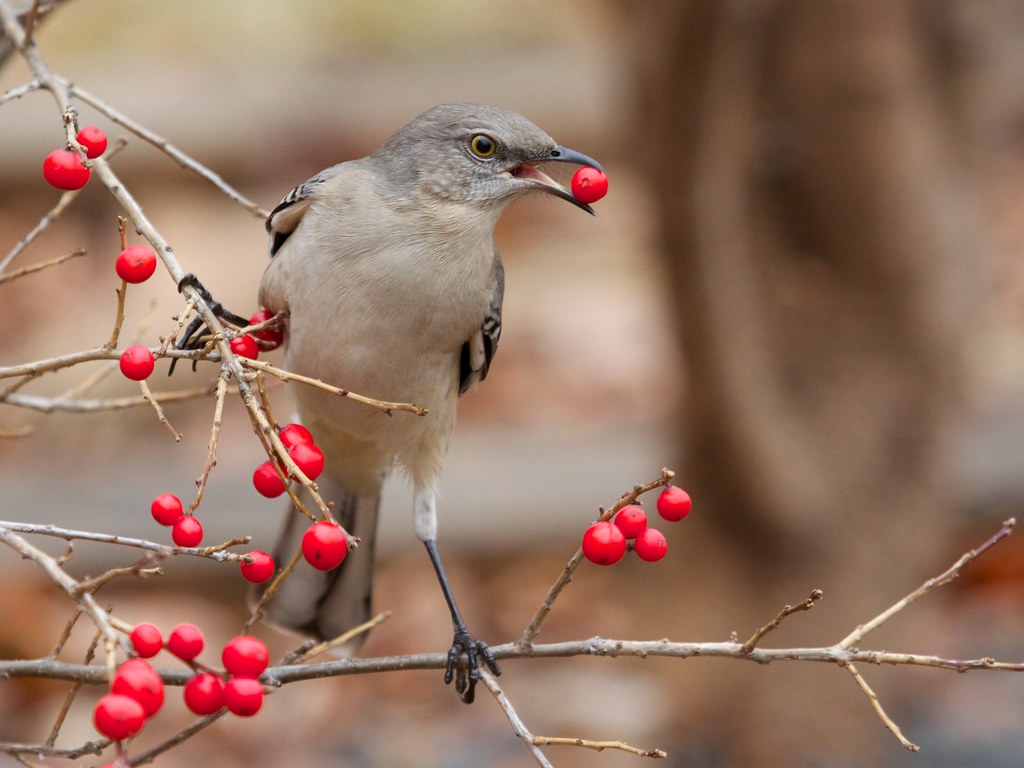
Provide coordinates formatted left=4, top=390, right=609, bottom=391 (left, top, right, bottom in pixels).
left=627, top=1, right=985, bottom=764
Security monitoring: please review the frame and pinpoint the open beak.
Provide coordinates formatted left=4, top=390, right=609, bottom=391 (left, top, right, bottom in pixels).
left=511, top=145, right=604, bottom=215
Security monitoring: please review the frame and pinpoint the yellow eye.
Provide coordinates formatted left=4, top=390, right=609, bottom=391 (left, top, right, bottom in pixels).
left=469, top=134, right=497, bottom=158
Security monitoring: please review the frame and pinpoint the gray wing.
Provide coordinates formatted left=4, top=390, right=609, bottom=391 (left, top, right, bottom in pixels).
left=266, top=168, right=336, bottom=257
left=459, top=251, right=504, bottom=395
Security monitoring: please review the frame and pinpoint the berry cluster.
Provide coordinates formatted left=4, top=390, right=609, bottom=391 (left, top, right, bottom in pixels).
left=93, top=623, right=270, bottom=742
left=582, top=485, right=692, bottom=566
left=252, top=423, right=325, bottom=498
left=150, top=493, right=204, bottom=548
left=247, top=309, right=284, bottom=350
left=251, top=423, right=347, bottom=571
left=42, top=126, right=108, bottom=191
left=227, top=310, right=285, bottom=362
left=570, top=166, right=609, bottom=205
left=149, top=493, right=277, bottom=583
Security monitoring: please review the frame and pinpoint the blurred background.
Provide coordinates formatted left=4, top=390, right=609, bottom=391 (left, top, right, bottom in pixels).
left=2, top=1, right=1024, bottom=766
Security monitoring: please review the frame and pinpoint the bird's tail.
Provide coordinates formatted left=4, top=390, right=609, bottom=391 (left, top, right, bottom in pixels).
left=257, top=473, right=380, bottom=656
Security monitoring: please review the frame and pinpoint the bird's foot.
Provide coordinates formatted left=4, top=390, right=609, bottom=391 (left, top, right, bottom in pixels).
left=444, top=625, right=500, bottom=704
left=170, top=273, right=249, bottom=374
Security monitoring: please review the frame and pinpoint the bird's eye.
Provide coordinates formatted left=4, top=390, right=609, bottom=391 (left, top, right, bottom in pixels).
left=469, top=134, right=497, bottom=159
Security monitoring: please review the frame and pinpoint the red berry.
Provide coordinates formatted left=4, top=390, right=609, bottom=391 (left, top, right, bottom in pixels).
left=581, top=521, right=627, bottom=566
left=42, top=148, right=90, bottom=190
left=222, top=635, right=270, bottom=678
left=239, top=550, right=275, bottom=584
left=171, top=515, right=203, bottom=548
left=278, top=422, right=314, bottom=449
left=167, top=623, right=204, bottom=662
left=150, top=493, right=183, bottom=526
left=229, top=334, right=259, bottom=360
left=613, top=505, right=648, bottom=540
left=76, top=126, right=108, bottom=158
left=129, top=623, right=163, bottom=658
left=301, top=521, right=347, bottom=571
left=656, top=486, right=692, bottom=522
left=119, top=344, right=155, bottom=381
left=93, top=693, right=146, bottom=740
left=115, top=245, right=157, bottom=284
left=249, top=310, right=284, bottom=350
left=570, top=166, right=608, bottom=205
left=633, top=527, right=668, bottom=562
left=289, top=442, right=325, bottom=480
left=223, top=676, right=264, bottom=717
left=252, top=461, right=288, bottom=498
left=112, top=658, right=165, bottom=717
left=184, top=672, right=225, bottom=715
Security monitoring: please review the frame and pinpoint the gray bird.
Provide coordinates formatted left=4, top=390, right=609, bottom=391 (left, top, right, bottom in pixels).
left=256, top=102, right=602, bottom=702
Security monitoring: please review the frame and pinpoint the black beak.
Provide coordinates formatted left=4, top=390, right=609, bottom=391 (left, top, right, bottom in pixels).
left=543, top=145, right=604, bottom=173
left=512, top=144, right=604, bottom=215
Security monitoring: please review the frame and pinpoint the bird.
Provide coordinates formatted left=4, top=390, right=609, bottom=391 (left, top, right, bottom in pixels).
left=252, top=102, right=601, bottom=703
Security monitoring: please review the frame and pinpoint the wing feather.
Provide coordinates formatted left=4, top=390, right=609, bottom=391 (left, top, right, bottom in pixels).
left=459, top=252, right=504, bottom=395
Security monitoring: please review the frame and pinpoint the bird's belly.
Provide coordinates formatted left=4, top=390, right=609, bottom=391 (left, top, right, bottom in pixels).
left=282, top=324, right=459, bottom=486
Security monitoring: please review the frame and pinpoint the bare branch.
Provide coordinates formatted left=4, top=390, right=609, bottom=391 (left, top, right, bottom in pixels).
left=742, top=589, right=823, bottom=653
left=479, top=671, right=554, bottom=768
left=0, top=521, right=249, bottom=564
left=839, top=517, right=1016, bottom=650
left=1, top=385, right=214, bottom=413
left=0, top=247, right=85, bottom=284
left=845, top=662, right=919, bottom=752
left=70, top=83, right=270, bottom=219
left=240, top=357, right=429, bottom=417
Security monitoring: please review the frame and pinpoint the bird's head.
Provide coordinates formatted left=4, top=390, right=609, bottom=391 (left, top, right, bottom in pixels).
left=372, top=102, right=603, bottom=214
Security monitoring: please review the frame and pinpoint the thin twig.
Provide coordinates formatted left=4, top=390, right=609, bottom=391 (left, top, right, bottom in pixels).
left=239, top=358, right=429, bottom=417
left=244, top=548, right=304, bottom=634
left=839, top=518, right=1016, bottom=650
left=0, top=247, right=85, bottom=284
left=75, top=557, right=164, bottom=595
left=742, top=589, right=823, bottom=653
left=190, top=373, right=228, bottom=512
left=106, top=281, right=128, bottom=349
left=0, top=521, right=249, bottom=563
left=289, top=611, right=393, bottom=664
left=2, top=385, right=215, bottom=413
left=0, top=526, right=122, bottom=679
left=0, top=740, right=108, bottom=760
left=479, top=670, right=554, bottom=768
left=126, top=711, right=227, bottom=767
left=58, top=358, right=118, bottom=401
left=844, top=662, right=919, bottom=751
left=0, top=78, right=40, bottom=107
left=47, top=609, right=82, bottom=659
left=530, top=736, right=666, bottom=759
left=45, top=628, right=101, bottom=748
left=21, top=0, right=41, bottom=46
left=0, top=188, right=81, bottom=274
left=160, top=297, right=197, bottom=355
left=69, top=83, right=269, bottom=219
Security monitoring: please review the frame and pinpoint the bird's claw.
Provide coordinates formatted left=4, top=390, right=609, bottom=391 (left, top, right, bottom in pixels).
left=169, top=273, right=249, bottom=374
left=444, top=626, right=500, bottom=704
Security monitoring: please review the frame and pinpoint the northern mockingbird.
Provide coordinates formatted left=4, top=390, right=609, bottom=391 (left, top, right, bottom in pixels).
left=192, top=103, right=601, bottom=703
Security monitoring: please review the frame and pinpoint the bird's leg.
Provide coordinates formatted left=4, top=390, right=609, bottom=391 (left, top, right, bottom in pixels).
left=416, top=488, right=500, bottom=704
left=170, top=273, right=250, bottom=374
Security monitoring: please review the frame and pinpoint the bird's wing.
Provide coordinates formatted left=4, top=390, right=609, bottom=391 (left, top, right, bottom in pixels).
left=459, top=251, right=505, bottom=395
left=266, top=167, right=337, bottom=257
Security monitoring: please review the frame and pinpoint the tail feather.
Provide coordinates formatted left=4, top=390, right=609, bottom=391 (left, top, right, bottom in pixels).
left=258, top=476, right=380, bottom=656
